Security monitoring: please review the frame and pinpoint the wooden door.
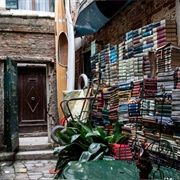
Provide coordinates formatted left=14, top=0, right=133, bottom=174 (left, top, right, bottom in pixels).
left=18, top=67, right=47, bottom=133
left=4, top=57, right=19, bottom=152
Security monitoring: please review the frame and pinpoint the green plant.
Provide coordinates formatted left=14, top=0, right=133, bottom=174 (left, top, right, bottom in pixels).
left=53, top=120, right=126, bottom=179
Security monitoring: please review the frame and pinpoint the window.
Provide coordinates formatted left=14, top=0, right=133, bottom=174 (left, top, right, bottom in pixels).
left=6, top=0, right=54, bottom=12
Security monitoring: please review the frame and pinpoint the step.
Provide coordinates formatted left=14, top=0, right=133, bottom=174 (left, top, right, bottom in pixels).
left=15, top=150, right=57, bottom=160
left=0, top=152, right=15, bottom=161
left=19, top=137, right=53, bottom=151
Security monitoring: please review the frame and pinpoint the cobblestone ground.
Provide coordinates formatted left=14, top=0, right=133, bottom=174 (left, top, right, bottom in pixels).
left=0, top=160, right=57, bottom=180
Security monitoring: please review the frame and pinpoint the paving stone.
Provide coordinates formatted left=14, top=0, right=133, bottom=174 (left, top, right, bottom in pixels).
left=25, top=166, right=36, bottom=171
left=14, top=167, right=27, bottom=173
left=27, top=172, right=43, bottom=176
left=14, top=173, right=28, bottom=179
left=39, top=178, right=54, bottom=180
left=42, top=170, right=50, bottom=174
left=0, top=173, right=16, bottom=180
left=35, top=163, right=44, bottom=167
left=28, top=174, right=43, bottom=180
left=43, top=173, right=55, bottom=178
left=2, top=166, right=15, bottom=173
left=40, top=160, right=49, bottom=164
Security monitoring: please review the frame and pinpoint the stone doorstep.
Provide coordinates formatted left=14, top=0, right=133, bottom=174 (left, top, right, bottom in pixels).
left=19, top=143, right=53, bottom=152
left=0, top=152, right=15, bottom=161
left=15, top=150, right=57, bottom=160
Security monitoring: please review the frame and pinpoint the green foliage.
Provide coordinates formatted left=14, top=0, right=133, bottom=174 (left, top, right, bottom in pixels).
left=52, top=120, right=126, bottom=179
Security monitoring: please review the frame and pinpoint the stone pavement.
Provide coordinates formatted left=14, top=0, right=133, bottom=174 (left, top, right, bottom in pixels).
left=0, top=159, right=57, bottom=180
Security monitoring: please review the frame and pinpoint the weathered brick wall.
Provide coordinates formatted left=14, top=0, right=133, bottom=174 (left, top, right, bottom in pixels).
left=0, top=16, right=55, bottom=58
left=75, top=0, right=176, bottom=86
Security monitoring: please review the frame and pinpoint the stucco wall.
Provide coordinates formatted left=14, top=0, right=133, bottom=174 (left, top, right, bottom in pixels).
left=75, top=0, right=177, bottom=87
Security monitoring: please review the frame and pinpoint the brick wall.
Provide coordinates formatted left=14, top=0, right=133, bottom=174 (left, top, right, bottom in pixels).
left=0, top=16, right=55, bottom=58
left=75, top=0, right=176, bottom=87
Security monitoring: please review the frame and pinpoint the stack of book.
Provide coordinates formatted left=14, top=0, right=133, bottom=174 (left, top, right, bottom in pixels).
left=118, top=89, right=131, bottom=122
left=109, top=86, right=119, bottom=124
left=128, top=101, right=141, bottom=117
left=171, top=89, right=180, bottom=119
left=91, top=40, right=103, bottom=57
left=140, top=99, right=155, bottom=116
left=103, top=45, right=111, bottom=87
left=155, top=99, right=172, bottom=117
left=110, top=46, right=118, bottom=86
left=91, top=93, right=103, bottom=125
left=126, top=58, right=134, bottom=82
left=118, top=59, right=127, bottom=83
left=142, top=23, right=154, bottom=53
left=134, top=57, right=144, bottom=81
left=157, top=71, right=174, bottom=94
left=156, top=43, right=180, bottom=73
left=153, top=19, right=177, bottom=49
left=133, top=27, right=143, bottom=55
left=143, top=78, right=157, bottom=96
left=174, top=67, right=180, bottom=89
left=118, top=42, right=127, bottom=83
left=143, top=53, right=151, bottom=76
left=124, top=30, right=134, bottom=59
left=131, top=80, right=143, bottom=97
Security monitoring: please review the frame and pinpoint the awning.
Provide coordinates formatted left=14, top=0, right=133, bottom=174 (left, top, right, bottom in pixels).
left=74, top=0, right=132, bottom=37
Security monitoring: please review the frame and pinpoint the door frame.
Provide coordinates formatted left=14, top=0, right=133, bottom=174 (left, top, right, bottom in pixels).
left=17, top=63, right=49, bottom=137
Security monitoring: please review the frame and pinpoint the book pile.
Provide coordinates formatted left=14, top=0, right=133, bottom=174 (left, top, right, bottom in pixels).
left=131, top=81, right=143, bottom=97
left=110, top=46, right=118, bottom=86
left=133, top=28, right=143, bottom=55
left=91, top=93, right=103, bottom=126
left=174, top=67, right=180, bottom=89
left=140, top=99, right=155, bottom=116
left=156, top=43, right=180, bottom=73
left=155, top=99, right=172, bottom=117
left=103, top=45, right=111, bottom=87
left=118, top=42, right=127, bottom=83
left=118, top=89, right=131, bottom=122
left=142, top=23, right=154, bottom=53
left=143, top=53, right=151, bottom=76
left=124, top=30, right=134, bottom=59
left=99, top=49, right=107, bottom=85
left=126, top=58, right=134, bottom=82
left=90, top=40, right=102, bottom=57
left=109, top=87, right=119, bottom=124
left=128, top=101, right=141, bottom=117
left=157, top=71, right=174, bottom=94
left=143, top=78, right=157, bottom=96
left=171, top=89, right=180, bottom=119
left=90, top=54, right=98, bottom=72
left=153, top=19, right=177, bottom=49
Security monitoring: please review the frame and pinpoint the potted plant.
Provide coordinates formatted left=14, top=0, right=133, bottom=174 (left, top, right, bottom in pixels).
left=52, top=120, right=127, bottom=179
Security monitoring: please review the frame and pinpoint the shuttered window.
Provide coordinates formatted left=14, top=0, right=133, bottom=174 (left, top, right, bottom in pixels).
left=6, top=0, right=54, bottom=12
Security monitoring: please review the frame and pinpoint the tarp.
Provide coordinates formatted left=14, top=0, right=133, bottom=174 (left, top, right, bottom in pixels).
left=74, top=0, right=132, bottom=37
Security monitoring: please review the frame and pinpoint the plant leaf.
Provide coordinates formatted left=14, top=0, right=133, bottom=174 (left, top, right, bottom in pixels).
left=88, top=143, right=101, bottom=154
left=53, top=144, right=71, bottom=154
left=96, top=126, right=106, bottom=138
left=92, top=151, right=104, bottom=161
left=71, top=134, right=81, bottom=143
left=79, top=151, right=92, bottom=162
left=78, top=120, right=93, bottom=133
left=114, top=134, right=126, bottom=143
left=56, top=131, right=70, bottom=144
left=65, top=127, right=78, bottom=136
